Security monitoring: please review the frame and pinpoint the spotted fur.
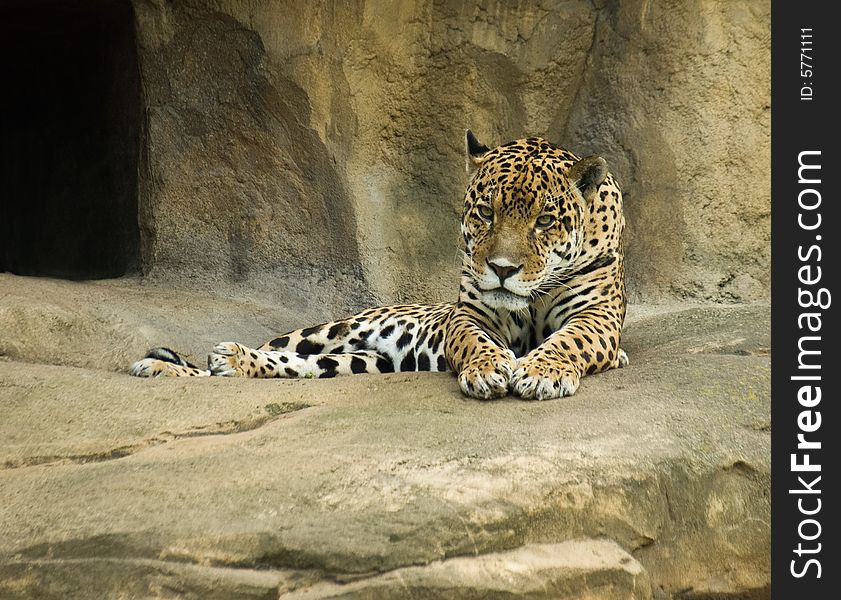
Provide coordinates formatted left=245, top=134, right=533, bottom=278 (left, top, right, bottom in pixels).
left=131, top=131, right=628, bottom=400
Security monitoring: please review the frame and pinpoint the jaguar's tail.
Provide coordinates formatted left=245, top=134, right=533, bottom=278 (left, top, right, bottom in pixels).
left=143, top=347, right=199, bottom=370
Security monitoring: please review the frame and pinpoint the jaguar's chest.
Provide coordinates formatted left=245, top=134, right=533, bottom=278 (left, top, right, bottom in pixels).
left=498, top=306, right=569, bottom=358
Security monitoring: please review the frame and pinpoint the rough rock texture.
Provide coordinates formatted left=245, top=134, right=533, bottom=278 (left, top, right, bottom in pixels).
left=0, top=277, right=770, bottom=599
left=0, top=274, right=309, bottom=374
left=129, top=0, right=769, bottom=309
left=565, top=0, right=771, bottom=302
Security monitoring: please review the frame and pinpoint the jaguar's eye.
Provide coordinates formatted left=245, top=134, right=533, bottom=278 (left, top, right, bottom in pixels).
left=477, top=204, right=494, bottom=221
left=536, top=214, right=555, bottom=228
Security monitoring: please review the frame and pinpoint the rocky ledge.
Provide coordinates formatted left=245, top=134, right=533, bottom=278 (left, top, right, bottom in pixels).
left=0, top=277, right=769, bottom=599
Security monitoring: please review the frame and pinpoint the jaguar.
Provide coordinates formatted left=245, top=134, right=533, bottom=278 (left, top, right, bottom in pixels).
left=131, top=131, right=628, bottom=400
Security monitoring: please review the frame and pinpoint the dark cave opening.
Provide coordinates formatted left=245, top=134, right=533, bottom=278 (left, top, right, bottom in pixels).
left=0, top=0, right=142, bottom=279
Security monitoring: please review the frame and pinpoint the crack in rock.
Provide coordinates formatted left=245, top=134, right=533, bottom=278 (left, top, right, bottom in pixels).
left=2, top=540, right=651, bottom=599
left=1, top=403, right=310, bottom=470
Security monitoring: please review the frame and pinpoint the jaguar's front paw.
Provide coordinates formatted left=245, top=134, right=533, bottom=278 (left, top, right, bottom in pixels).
left=510, top=357, right=579, bottom=400
left=457, top=349, right=517, bottom=400
left=208, top=342, right=252, bottom=377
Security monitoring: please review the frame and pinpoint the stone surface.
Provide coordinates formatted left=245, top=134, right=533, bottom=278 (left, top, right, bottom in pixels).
left=0, top=277, right=770, bottom=599
left=0, top=273, right=312, bottom=374
left=128, top=0, right=770, bottom=308
left=281, top=540, right=652, bottom=599
left=565, top=0, right=771, bottom=303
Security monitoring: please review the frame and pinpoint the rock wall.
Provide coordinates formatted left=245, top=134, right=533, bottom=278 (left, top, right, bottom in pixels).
left=565, top=0, right=771, bottom=302
left=131, top=0, right=769, bottom=315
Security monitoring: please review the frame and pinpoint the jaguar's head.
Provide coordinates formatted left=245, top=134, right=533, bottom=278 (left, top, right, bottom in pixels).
left=460, top=130, right=608, bottom=312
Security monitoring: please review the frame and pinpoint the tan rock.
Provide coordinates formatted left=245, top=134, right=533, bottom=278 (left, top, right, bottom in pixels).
left=128, top=0, right=769, bottom=309
left=0, top=277, right=770, bottom=598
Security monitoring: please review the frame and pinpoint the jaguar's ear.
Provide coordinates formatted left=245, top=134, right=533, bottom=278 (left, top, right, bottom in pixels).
left=465, top=129, right=490, bottom=173
left=568, top=155, right=608, bottom=202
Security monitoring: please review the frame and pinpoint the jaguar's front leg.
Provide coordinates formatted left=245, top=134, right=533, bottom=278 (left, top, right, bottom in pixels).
left=445, top=308, right=516, bottom=400
left=510, top=307, right=626, bottom=400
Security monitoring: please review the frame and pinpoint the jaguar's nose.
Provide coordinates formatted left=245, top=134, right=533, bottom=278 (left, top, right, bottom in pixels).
left=487, top=258, right=523, bottom=284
